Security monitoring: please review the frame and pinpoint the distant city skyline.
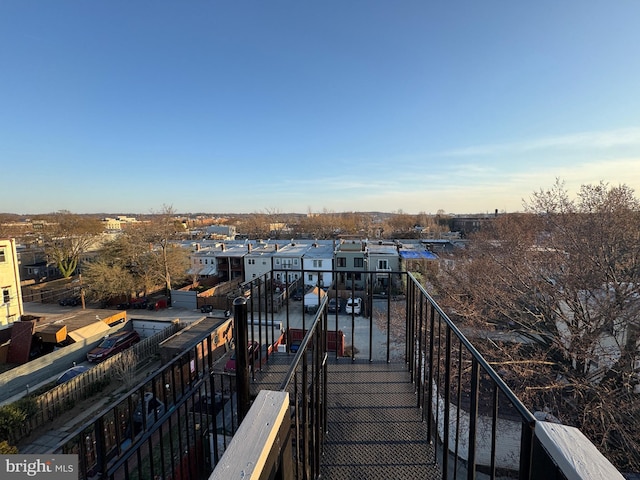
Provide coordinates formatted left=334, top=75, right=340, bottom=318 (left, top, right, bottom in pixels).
left=2, top=2, right=640, bottom=215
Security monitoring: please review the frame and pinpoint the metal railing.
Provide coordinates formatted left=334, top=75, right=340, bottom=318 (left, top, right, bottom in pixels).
left=406, top=272, right=537, bottom=479
left=42, top=268, right=623, bottom=480
left=210, top=269, right=624, bottom=480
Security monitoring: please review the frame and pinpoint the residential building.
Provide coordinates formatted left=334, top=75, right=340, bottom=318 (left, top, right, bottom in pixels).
left=301, top=241, right=334, bottom=288
left=334, top=239, right=368, bottom=290
left=187, top=242, right=222, bottom=278
left=243, top=241, right=282, bottom=282
left=0, top=239, right=24, bottom=329
left=367, top=241, right=401, bottom=292
left=16, top=244, right=57, bottom=282
left=272, top=242, right=308, bottom=285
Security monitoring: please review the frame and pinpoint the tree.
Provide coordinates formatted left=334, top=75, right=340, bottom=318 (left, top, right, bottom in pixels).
left=82, top=260, right=136, bottom=305
left=111, top=349, right=138, bottom=389
left=435, top=180, right=640, bottom=471
left=40, top=211, right=103, bottom=278
left=142, top=205, right=189, bottom=302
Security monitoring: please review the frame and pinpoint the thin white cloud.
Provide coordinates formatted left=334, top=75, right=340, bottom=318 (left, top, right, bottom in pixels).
left=440, top=127, right=640, bottom=158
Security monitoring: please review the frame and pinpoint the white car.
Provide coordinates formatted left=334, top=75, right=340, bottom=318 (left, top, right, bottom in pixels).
left=345, top=297, right=362, bottom=315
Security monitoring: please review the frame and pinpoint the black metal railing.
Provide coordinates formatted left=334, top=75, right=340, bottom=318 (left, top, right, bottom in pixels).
left=50, top=327, right=244, bottom=480
left=46, top=267, right=623, bottom=480
left=405, top=272, right=538, bottom=479
left=277, top=294, right=329, bottom=480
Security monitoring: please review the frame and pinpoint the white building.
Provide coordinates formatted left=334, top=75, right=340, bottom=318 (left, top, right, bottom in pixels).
left=301, top=241, right=334, bottom=288
left=272, top=242, right=309, bottom=285
left=244, top=241, right=287, bottom=282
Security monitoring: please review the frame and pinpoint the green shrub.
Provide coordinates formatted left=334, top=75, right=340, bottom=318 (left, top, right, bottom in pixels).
left=0, top=405, right=27, bottom=441
left=14, top=397, right=38, bottom=420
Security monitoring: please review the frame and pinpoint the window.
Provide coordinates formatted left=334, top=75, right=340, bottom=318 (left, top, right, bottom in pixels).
left=313, top=260, right=322, bottom=268
left=2, top=289, right=9, bottom=304
left=294, top=259, right=298, bottom=265
left=308, top=274, right=313, bottom=281
left=378, top=260, right=388, bottom=269
left=354, top=258, right=364, bottom=268
left=337, top=257, right=346, bottom=267
left=0, top=249, right=5, bottom=263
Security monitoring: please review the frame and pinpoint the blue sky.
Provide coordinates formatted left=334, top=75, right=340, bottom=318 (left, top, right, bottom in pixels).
left=2, top=1, right=640, bottom=215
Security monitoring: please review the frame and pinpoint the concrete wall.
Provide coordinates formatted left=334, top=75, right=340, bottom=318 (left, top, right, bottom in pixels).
left=131, top=319, right=179, bottom=339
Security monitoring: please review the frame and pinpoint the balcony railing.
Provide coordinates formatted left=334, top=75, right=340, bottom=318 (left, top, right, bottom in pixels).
left=46, top=269, right=624, bottom=479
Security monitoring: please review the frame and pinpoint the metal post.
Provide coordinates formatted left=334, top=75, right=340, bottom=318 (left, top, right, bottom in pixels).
left=233, top=297, right=250, bottom=423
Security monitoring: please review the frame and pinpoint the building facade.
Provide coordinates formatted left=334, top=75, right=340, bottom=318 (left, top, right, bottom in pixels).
left=0, top=239, right=24, bottom=329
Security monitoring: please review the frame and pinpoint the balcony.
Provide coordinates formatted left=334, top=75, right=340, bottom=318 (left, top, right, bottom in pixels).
left=48, top=270, right=625, bottom=480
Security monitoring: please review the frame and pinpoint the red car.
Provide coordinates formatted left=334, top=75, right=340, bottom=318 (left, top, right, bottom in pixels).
left=87, top=330, right=140, bottom=362
left=224, top=341, right=260, bottom=373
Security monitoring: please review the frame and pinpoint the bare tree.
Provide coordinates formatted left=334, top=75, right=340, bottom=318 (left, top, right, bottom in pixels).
left=435, top=180, right=640, bottom=471
left=139, top=205, right=190, bottom=302
left=40, top=211, right=103, bottom=278
left=111, top=349, right=138, bottom=390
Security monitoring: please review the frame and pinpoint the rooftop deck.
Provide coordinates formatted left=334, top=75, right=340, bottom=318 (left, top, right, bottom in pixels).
left=320, top=360, right=440, bottom=479
left=45, top=270, right=626, bottom=480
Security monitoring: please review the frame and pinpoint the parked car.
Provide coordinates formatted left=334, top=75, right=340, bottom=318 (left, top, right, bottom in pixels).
left=59, top=296, right=81, bottom=306
left=292, top=287, right=304, bottom=301
left=133, top=392, right=165, bottom=425
left=345, top=297, right=362, bottom=315
left=224, top=341, right=260, bottom=373
left=56, top=365, right=90, bottom=385
left=129, top=298, right=148, bottom=309
left=200, top=305, right=214, bottom=313
left=328, top=298, right=344, bottom=313
left=86, top=330, right=140, bottom=362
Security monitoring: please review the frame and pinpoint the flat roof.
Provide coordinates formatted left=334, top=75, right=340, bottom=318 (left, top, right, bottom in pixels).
left=159, top=316, right=231, bottom=351
left=399, top=250, right=438, bottom=260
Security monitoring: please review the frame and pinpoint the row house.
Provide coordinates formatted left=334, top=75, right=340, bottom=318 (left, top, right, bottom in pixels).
left=272, top=242, right=309, bottom=285
left=301, top=242, right=334, bottom=289
left=187, top=241, right=250, bottom=282
left=334, top=239, right=368, bottom=290
left=188, top=238, right=437, bottom=292
left=243, top=241, right=283, bottom=282
left=368, top=241, right=401, bottom=292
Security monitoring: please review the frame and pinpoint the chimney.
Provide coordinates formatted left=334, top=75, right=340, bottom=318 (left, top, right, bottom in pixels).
left=221, top=244, right=225, bottom=251
left=275, top=244, right=279, bottom=251
left=248, top=244, right=252, bottom=253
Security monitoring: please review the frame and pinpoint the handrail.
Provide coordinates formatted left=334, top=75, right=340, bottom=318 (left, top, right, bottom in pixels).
left=278, top=294, right=328, bottom=391
left=407, top=271, right=536, bottom=425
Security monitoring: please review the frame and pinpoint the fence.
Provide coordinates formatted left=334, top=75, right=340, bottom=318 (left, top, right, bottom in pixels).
left=11, top=323, right=181, bottom=443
